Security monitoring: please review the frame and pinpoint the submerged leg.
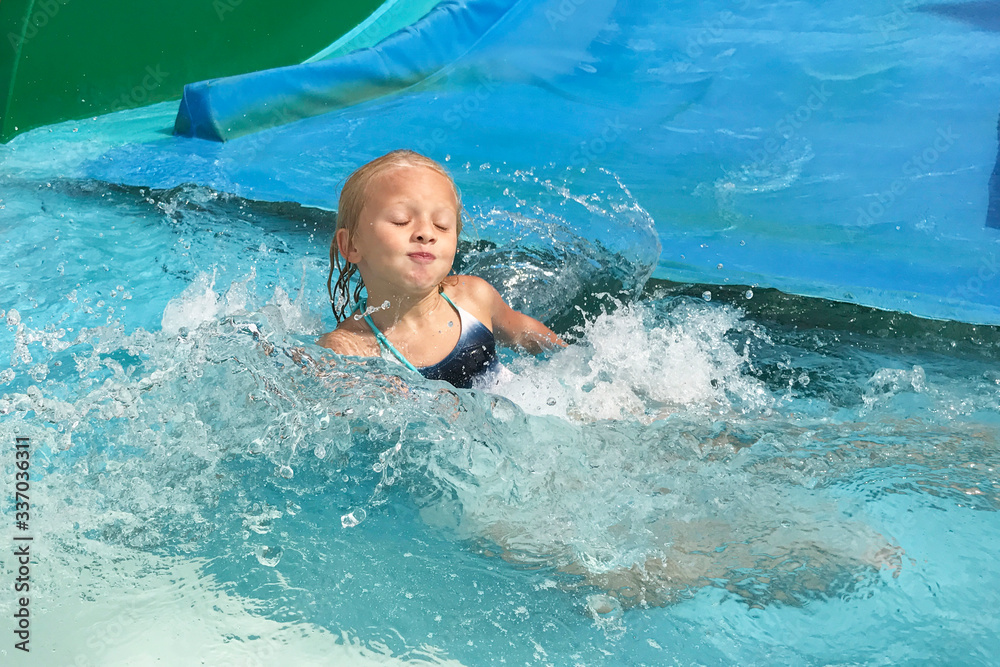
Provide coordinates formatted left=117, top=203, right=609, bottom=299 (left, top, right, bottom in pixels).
left=572, top=517, right=902, bottom=609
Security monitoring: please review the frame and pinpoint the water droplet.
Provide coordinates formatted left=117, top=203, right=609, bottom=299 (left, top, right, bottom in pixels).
left=256, top=545, right=283, bottom=567
left=314, top=444, right=326, bottom=459
left=716, top=263, right=724, bottom=270
left=702, top=291, right=712, bottom=302
left=586, top=593, right=622, bottom=618
left=277, top=465, right=293, bottom=479
left=546, top=397, right=557, bottom=406
left=798, top=373, right=810, bottom=386
left=491, top=397, right=517, bottom=423
left=341, top=508, right=367, bottom=528
left=745, top=290, right=753, bottom=299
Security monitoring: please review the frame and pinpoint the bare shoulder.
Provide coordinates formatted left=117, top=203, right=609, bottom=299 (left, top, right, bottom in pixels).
left=316, top=318, right=380, bottom=357
left=442, top=274, right=503, bottom=325
left=445, top=275, right=565, bottom=352
left=445, top=274, right=501, bottom=305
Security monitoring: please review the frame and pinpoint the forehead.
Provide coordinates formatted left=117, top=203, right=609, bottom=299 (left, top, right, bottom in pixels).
left=365, top=165, right=457, bottom=208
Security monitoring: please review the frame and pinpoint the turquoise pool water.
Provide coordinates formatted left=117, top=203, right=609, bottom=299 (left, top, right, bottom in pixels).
left=3, top=0, right=1000, bottom=664
left=2, top=163, right=999, bottom=665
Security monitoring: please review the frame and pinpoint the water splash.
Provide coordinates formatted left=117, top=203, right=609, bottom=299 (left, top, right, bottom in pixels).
left=354, top=300, right=392, bottom=320
left=495, top=299, right=772, bottom=422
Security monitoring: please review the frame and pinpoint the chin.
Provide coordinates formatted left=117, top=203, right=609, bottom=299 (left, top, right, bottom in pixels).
left=401, top=276, right=447, bottom=294
left=409, top=268, right=450, bottom=286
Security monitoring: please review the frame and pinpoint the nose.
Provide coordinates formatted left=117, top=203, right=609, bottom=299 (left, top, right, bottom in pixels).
left=412, top=218, right=436, bottom=243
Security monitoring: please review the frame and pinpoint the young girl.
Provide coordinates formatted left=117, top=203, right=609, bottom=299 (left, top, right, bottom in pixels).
left=318, top=150, right=564, bottom=388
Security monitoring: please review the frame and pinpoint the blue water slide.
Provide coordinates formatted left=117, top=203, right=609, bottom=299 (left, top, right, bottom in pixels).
left=30, top=0, right=1000, bottom=325
left=175, top=0, right=520, bottom=141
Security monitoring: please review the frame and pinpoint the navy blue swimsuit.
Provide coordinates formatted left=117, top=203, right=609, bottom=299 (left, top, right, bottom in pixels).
left=360, top=294, right=500, bottom=389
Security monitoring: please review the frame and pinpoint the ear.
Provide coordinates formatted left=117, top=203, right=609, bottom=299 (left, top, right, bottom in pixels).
left=336, top=228, right=361, bottom=263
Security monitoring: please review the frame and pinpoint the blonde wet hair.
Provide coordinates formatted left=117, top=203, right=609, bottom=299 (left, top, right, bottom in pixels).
left=327, top=149, right=464, bottom=322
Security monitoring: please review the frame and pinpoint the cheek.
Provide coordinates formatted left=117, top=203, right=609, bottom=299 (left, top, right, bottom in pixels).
left=368, top=229, right=401, bottom=252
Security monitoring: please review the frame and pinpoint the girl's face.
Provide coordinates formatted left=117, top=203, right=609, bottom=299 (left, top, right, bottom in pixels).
left=339, top=165, right=459, bottom=297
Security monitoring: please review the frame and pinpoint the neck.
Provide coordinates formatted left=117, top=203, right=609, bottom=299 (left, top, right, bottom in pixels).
left=363, top=286, right=443, bottom=332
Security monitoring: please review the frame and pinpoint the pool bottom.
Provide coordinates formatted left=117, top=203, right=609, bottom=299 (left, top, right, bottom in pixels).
left=2, top=536, right=464, bottom=666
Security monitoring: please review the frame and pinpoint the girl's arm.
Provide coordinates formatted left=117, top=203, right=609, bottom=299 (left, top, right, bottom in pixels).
left=465, top=276, right=566, bottom=353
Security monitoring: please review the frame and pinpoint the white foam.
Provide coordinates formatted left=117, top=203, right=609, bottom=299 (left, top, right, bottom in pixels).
left=160, top=270, right=324, bottom=337
left=495, top=300, right=772, bottom=422
left=161, top=272, right=221, bottom=336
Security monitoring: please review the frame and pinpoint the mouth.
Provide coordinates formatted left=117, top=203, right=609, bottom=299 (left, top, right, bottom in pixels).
left=408, top=252, right=436, bottom=263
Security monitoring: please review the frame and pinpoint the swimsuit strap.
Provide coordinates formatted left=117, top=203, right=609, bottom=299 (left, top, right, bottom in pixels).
left=360, top=294, right=466, bottom=373
left=358, top=293, right=500, bottom=389
left=358, top=296, right=421, bottom=373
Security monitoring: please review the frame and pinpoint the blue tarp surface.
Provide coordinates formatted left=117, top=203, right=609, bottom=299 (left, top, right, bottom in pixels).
left=10, top=0, right=1000, bottom=323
